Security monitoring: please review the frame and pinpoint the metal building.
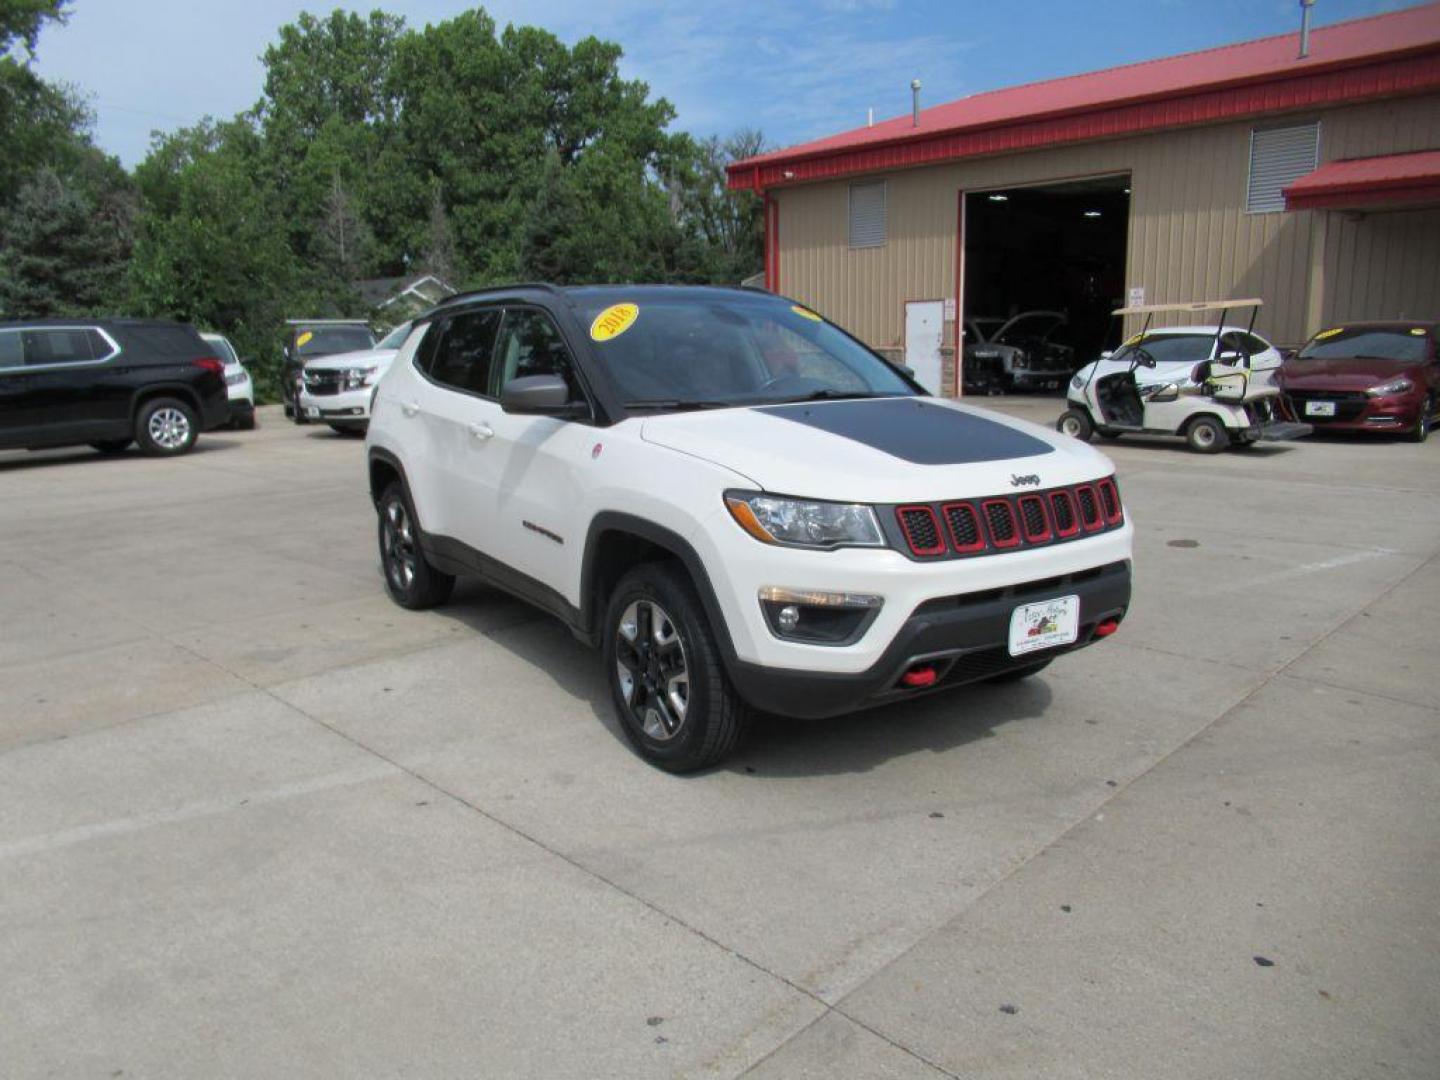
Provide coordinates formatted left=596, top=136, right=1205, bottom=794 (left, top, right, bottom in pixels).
left=727, top=4, right=1440, bottom=395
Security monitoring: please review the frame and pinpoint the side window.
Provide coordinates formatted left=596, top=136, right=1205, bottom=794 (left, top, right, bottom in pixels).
left=1242, top=333, right=1270, bottom=357
left=21, top=328, right=106, bottom=365
left=489, top=309, right=579, bottom=399
left=0, top=330, right=22, bottom=370
left=425, top=309, right=502, bottom=396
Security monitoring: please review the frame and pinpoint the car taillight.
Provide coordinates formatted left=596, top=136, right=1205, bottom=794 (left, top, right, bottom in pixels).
left=193, top=357, right=225, bottom=376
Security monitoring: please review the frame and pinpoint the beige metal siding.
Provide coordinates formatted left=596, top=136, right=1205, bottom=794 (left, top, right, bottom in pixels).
left=774, top=92, right=1440, bottom=376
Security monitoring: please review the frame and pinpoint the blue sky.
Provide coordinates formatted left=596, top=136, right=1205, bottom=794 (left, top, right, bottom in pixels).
left=33, top=0, right=1421, bottom=167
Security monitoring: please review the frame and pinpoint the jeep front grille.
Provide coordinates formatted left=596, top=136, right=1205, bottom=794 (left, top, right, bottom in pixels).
left=892, top=479, right=1124, bottom=560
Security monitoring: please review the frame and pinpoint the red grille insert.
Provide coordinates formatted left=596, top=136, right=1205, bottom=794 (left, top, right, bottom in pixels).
left=1017, top=494, right=1052, bottom=543
left=1049, top=490, right=1080, bottom=537
left=1075, top=485, right=1104, bottom=531
left=897, top=506, right=946, bottom=556
left=942, top=502, right=985, bottom=553
left=982, top=500, right=1021, bottom=548
left=1096, top=476, right=1124, bottom=525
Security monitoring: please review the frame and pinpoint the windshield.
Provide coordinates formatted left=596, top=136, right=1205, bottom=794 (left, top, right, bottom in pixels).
left=376, top=322, right=411, bottom=350
left=578, top=296, right=916, bottom=409
left=1298, top=327, right=1430, bottom=363
left=202, top=335, right=238, bottom=364
left=1110, top=333, right=1214, bottom=367
left=968, top=319, right=1003, bottom=343
left=296, top=326, right=374, bottom=357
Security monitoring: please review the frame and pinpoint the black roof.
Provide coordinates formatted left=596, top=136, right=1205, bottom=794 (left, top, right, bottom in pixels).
left=0, top=316, right=195, bottom=330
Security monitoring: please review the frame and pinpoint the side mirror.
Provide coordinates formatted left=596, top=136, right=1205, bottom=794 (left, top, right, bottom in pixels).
left=1147, top=383, right=1180, bottom=403
left=1139, top=355, right=1157, bottom=368
left=898, top=362, right=916, bottom=377
left=501, top=374, right=584, bottom=417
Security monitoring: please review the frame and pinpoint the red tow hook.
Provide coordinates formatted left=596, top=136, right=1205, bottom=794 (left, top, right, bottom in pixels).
left=1094, top=617, right=1120, bottom=639
left=901, top=664, right=938, bottom=688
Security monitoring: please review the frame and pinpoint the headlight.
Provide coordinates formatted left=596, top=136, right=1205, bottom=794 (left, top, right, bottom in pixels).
left=1070, top=372, right=1086, bottom=390
left=724, top=491, right=884, bottom=549
left=1367, top=377, right=1414, bottom=397
left=344, top=367, right=377, bottom=391
left=1012, top=354, right=1029, bottom=369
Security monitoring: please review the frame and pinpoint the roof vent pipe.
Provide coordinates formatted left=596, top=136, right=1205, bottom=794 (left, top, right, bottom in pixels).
left=911, top=79, right=922, bottom=126
left=1298, top=0, right=1316, bottom=59
left=868, top=107, right=874, bottom=127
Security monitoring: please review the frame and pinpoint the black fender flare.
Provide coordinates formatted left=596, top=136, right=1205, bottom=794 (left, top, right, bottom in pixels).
left=580, top=511, right=738, bottom=663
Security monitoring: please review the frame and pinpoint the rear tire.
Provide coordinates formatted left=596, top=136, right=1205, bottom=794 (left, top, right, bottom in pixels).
left=134, top=397, right=199, bottom=456
left=377, top=482, right=454, bottom=609
left=604, top=562, right=750, bottom=773
left=91, top=439, right=131, bottom=454
left=1057, top=409, right=1094, bottom=442
left=1184, top=415, right=1229, bottom=454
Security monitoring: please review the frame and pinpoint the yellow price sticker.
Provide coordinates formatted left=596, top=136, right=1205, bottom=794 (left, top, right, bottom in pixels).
left=791, top=305, right=823, bottom=322
left=296, top=331, right=314, bottom=347
left=1314, top=327, right=1344, bottom=340
left=590, top=303, right=639, bottom=342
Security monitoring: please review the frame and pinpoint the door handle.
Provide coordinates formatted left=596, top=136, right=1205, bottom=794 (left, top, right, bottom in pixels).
left=401, top=400, right=420, bottom=418
left=469, top=422, right=494, bottom=441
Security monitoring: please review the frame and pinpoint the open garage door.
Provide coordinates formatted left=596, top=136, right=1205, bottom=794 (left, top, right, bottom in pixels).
left=962, top=175, right=1129, bottom=394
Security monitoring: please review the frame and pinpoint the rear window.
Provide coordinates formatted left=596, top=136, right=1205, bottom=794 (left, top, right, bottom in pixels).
left=297, top=327, right=374, bottom=357
left=1298, top=327, right=1430, bottom=364
left=202, top=336, right=238, bottom=364
left=126, top=325, right=206, bottom=357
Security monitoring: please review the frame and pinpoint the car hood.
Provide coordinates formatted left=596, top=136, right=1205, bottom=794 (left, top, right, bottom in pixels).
left=1280, top=357, right=1420, bottom=390
left=640, top=397, right=1114, bottom=503
left=302, top=346, right=398, bottom=371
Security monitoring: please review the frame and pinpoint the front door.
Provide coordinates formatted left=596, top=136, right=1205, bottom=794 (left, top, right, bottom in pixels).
left=904, top=300, right=944, bottom=395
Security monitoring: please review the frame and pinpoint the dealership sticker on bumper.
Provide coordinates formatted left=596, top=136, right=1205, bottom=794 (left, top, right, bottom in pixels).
left=1008, top=596, right=1080, bottom=657
left=1304, top=400, right=1336, bottom=417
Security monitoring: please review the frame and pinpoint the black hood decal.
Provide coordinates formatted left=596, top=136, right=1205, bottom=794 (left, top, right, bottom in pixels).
left=757, top=398, right=1054, bottom=465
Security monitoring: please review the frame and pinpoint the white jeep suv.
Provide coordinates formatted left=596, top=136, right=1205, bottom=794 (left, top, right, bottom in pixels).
left=367, top=285, right=1133, bottom=771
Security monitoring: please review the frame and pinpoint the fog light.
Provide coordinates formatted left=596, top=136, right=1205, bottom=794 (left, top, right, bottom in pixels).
left=758, top=587, right=883, bottom=645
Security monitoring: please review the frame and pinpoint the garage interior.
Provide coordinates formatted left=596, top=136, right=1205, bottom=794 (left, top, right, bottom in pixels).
left=963, top=175, right=1131, bottom=380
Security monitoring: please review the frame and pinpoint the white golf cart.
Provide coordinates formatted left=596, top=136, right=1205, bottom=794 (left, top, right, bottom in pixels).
left=1056, top=299, right=1311, bottom=453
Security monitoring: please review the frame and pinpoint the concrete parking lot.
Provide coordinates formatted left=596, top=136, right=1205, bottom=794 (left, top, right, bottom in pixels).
left=2, top=402, right=1437, bottom=1079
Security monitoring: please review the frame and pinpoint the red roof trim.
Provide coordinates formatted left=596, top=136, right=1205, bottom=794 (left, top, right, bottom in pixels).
left=1284, top=150, right=1440, bottom=210
left=728, top=6, right=1440, bottom=192
left=730, top=49, right=1440, bottom=191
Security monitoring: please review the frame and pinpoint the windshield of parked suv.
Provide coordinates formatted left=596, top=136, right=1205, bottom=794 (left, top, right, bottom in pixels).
left=296, top=326, right=374, bottom=357
left=578, top=296, right=917, bottom=409
left=1109, top=333, right=1214, bottom=366
left=376, top=323, right=411, bottom=350
left=1297, top=327, right=1430, bottom=364
left=995, top=313, right=1064, bottom=345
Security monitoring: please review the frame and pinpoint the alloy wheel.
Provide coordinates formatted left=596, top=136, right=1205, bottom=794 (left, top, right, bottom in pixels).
left=614, top=599, right=690, bottom=741
left=381, top=498, right=417, bottom=591
left=147, top=407, right=191, bottom=451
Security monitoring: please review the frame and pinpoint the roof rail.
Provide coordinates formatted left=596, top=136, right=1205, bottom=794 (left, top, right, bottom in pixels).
left=435, top=282, right=566, bottom=307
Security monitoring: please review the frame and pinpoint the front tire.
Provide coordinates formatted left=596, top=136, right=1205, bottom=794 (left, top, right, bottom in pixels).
left=1410, top=395, right=1433, bottom=443
left=377, top=482, right=454, bottom=609
left=135, top=398, right=199, bottom=456
left=1185, top=415, right=1229, bottom=454
left=604, top=563, right=750, bottom=773
left=1057, top=408, right=1094, bottom=442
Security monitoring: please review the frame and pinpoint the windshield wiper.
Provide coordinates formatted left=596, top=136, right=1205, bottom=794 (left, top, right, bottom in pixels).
left=624, top=399, right=735, bottom=412
left=772, top=389, right=892, bottom=404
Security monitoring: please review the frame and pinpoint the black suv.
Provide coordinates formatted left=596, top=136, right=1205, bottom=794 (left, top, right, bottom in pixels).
left=0, top=319, right=229, bottom=457
left=280, top=321, right=375, bottom=423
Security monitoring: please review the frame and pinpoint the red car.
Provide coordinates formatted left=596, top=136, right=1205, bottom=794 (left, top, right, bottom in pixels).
left=1278, top=322, right=1439, bottom=442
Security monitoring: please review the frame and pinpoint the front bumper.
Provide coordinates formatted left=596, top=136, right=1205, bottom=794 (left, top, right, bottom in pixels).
left=727, top=559, right=1131, bottom=718
left=298, top=387, right=372, bottom=424
left=1282, top=391, right=1425, bottom=432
